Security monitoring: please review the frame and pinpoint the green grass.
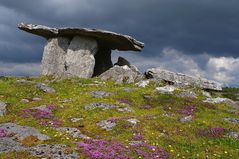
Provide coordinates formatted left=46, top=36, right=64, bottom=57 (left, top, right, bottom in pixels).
left=0, top=76, right=238, bottom=158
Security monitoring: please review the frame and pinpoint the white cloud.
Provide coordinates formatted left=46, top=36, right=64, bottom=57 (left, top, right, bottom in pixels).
left=206, top=57, right=239, bottom=85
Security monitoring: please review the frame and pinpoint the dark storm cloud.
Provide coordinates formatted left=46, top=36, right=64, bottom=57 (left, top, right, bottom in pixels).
left=1, top=0, right=239, bottom=64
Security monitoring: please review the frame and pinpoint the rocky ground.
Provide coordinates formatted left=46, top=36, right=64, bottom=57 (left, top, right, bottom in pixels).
left=0, top=76, right=238, bottom=158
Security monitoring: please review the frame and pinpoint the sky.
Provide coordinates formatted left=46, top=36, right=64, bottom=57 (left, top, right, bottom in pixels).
left=0, top=0, right=239, bottom=87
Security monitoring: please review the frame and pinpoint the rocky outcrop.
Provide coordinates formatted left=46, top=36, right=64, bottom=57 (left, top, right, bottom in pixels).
left=0, top=123, right=50, bottom=140
left=100, top=65, right=143, bottom=84
left=145, top=68, right=222, bottom=91
left=18, top=23, right=144, bottom=78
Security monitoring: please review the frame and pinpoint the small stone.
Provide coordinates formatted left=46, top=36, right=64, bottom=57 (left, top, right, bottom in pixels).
left=224, top=118, right=239, bottom=124
left=117, top=107, right=134, bottom=113
left=32, top=97, right=42, bottom=101
left=156, top=85, right=176, bottom=94
left=55, top=127, right=89, bottom=139
left=178, top=90, right=197, bottom=98
left=85, top=103, right=117, bottom=110
left=136, top=80, right=150, bottom=88
left=96, top=120, right=116, bottom=131
left=36, top=83, right=55, bottom=93
left=70, top=118, right=84, bottom=123
left=203, top=97, right=228, bottom=104
left=90, top=90, right=113, bottom=98
left=202, top=91, right=211, bottom=98
left=0, top=102, right=7, bottom=116
left=228, top=132, right=239, bottom=140
left=179, top=115, right=193, bottom=123
left=21, top=99, right=30, bottom=103
left=127, top=119, right=139, bottom=125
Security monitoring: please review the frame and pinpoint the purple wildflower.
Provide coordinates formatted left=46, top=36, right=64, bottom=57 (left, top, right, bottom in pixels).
left=133, top=134, right=143, bottom=140
left=46, top=104, right=56, bottom=110
left=178, top=106, right=197, bottom=116
left=0, top=129, right=8, bottom=137
left=76, top=139, right=169, bottom=159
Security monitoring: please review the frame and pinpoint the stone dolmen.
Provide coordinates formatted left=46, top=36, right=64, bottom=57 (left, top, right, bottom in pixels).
left=18, top=23, right=144, bottom=78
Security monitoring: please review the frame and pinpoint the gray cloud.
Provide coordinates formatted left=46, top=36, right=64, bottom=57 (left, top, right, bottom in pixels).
left=0, top=0, right=239, bottom=86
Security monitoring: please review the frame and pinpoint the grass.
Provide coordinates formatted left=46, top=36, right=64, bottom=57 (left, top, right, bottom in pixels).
left=0, top=76, right=238, bottom=158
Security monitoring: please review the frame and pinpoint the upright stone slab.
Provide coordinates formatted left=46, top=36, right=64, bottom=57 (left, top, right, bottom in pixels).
left=65, top=36, right=98, bottom=78
left=42, top=37, right=70, bottom=76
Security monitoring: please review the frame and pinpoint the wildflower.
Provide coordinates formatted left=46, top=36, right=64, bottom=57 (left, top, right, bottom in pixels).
left=224, top=151, right=228, bottom=154
left=0, top=129, right=8, bottom=137
left=168, top=145, right=172, bottom=148
left=170, top=149, right=174, bottom=153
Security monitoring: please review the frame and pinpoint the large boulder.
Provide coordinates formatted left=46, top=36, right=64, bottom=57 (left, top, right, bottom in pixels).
left=145, top=68, right=222, bottom=91
left=100, top=65, right=143, bottom=84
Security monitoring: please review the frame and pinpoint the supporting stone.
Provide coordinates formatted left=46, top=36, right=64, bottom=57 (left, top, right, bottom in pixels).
left=41, top=36, right=98, bottom=78
left=64, top=36, right=98, bottom=78
left=41, top=37, right=70, bottom=76
left=93, top=46, right=113, bottom=76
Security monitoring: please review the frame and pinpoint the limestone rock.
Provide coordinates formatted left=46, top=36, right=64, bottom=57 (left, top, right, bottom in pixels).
left=29, top=144, right=78, bottom=159
left=156, top=85, right=176, bottom=94
left=224, top=118, right=239, bottom=124
left=18, top=23, right=144, bottom=51
left=64, top=36, right=98, bottom=78
left=0, top=123, right=50, bottom=140
left=99, top=65, right=143, bottom=84
left=41, top=37, right=70, bottom=76
left=0, top=137, right=26, bottom=153
left=136, top=80, right=150, bottom=88
left=228, top=132, right=239, bottom=140
left=117, top=107, right=134, bottom=113
left=146, top=68, right=222, bottom=91
left=203, top=97, right=228, bottom=104
left=85, top=103, right=117, bottom=110
left=55, top=127, right=89, bottom=139
left=96, top=120, right=116, bottom=131
left=127, top=119, right=140, bottom=125
left=90, top=90, right=113, bottom=98
left=178, top=90, right=197, bottom=98
left=179, top=115, right=193, bottom=123
left=114, top=56, right=131, bottom=67
left=36, top=83, right=56, bottom=93
left=0, top=102, right=7, bottom=116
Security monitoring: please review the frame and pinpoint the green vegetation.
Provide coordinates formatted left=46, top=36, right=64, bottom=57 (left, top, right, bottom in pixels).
left=0, top=76, right=238, bottom=158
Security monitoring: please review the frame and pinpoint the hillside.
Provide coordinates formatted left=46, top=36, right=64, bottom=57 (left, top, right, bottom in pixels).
left=0, top=76, right=238, bottom=159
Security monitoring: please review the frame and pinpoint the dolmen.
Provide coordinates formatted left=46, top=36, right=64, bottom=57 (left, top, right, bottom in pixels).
left=18, top=23, right=144, bottom=78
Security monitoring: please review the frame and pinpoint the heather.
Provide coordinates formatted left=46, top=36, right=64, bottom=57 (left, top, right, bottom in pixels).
left=0, top=76, right=238, bottom=158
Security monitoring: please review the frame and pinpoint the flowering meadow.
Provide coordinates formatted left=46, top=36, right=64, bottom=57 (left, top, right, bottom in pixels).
left=0, top=77, right=238, bottom=158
